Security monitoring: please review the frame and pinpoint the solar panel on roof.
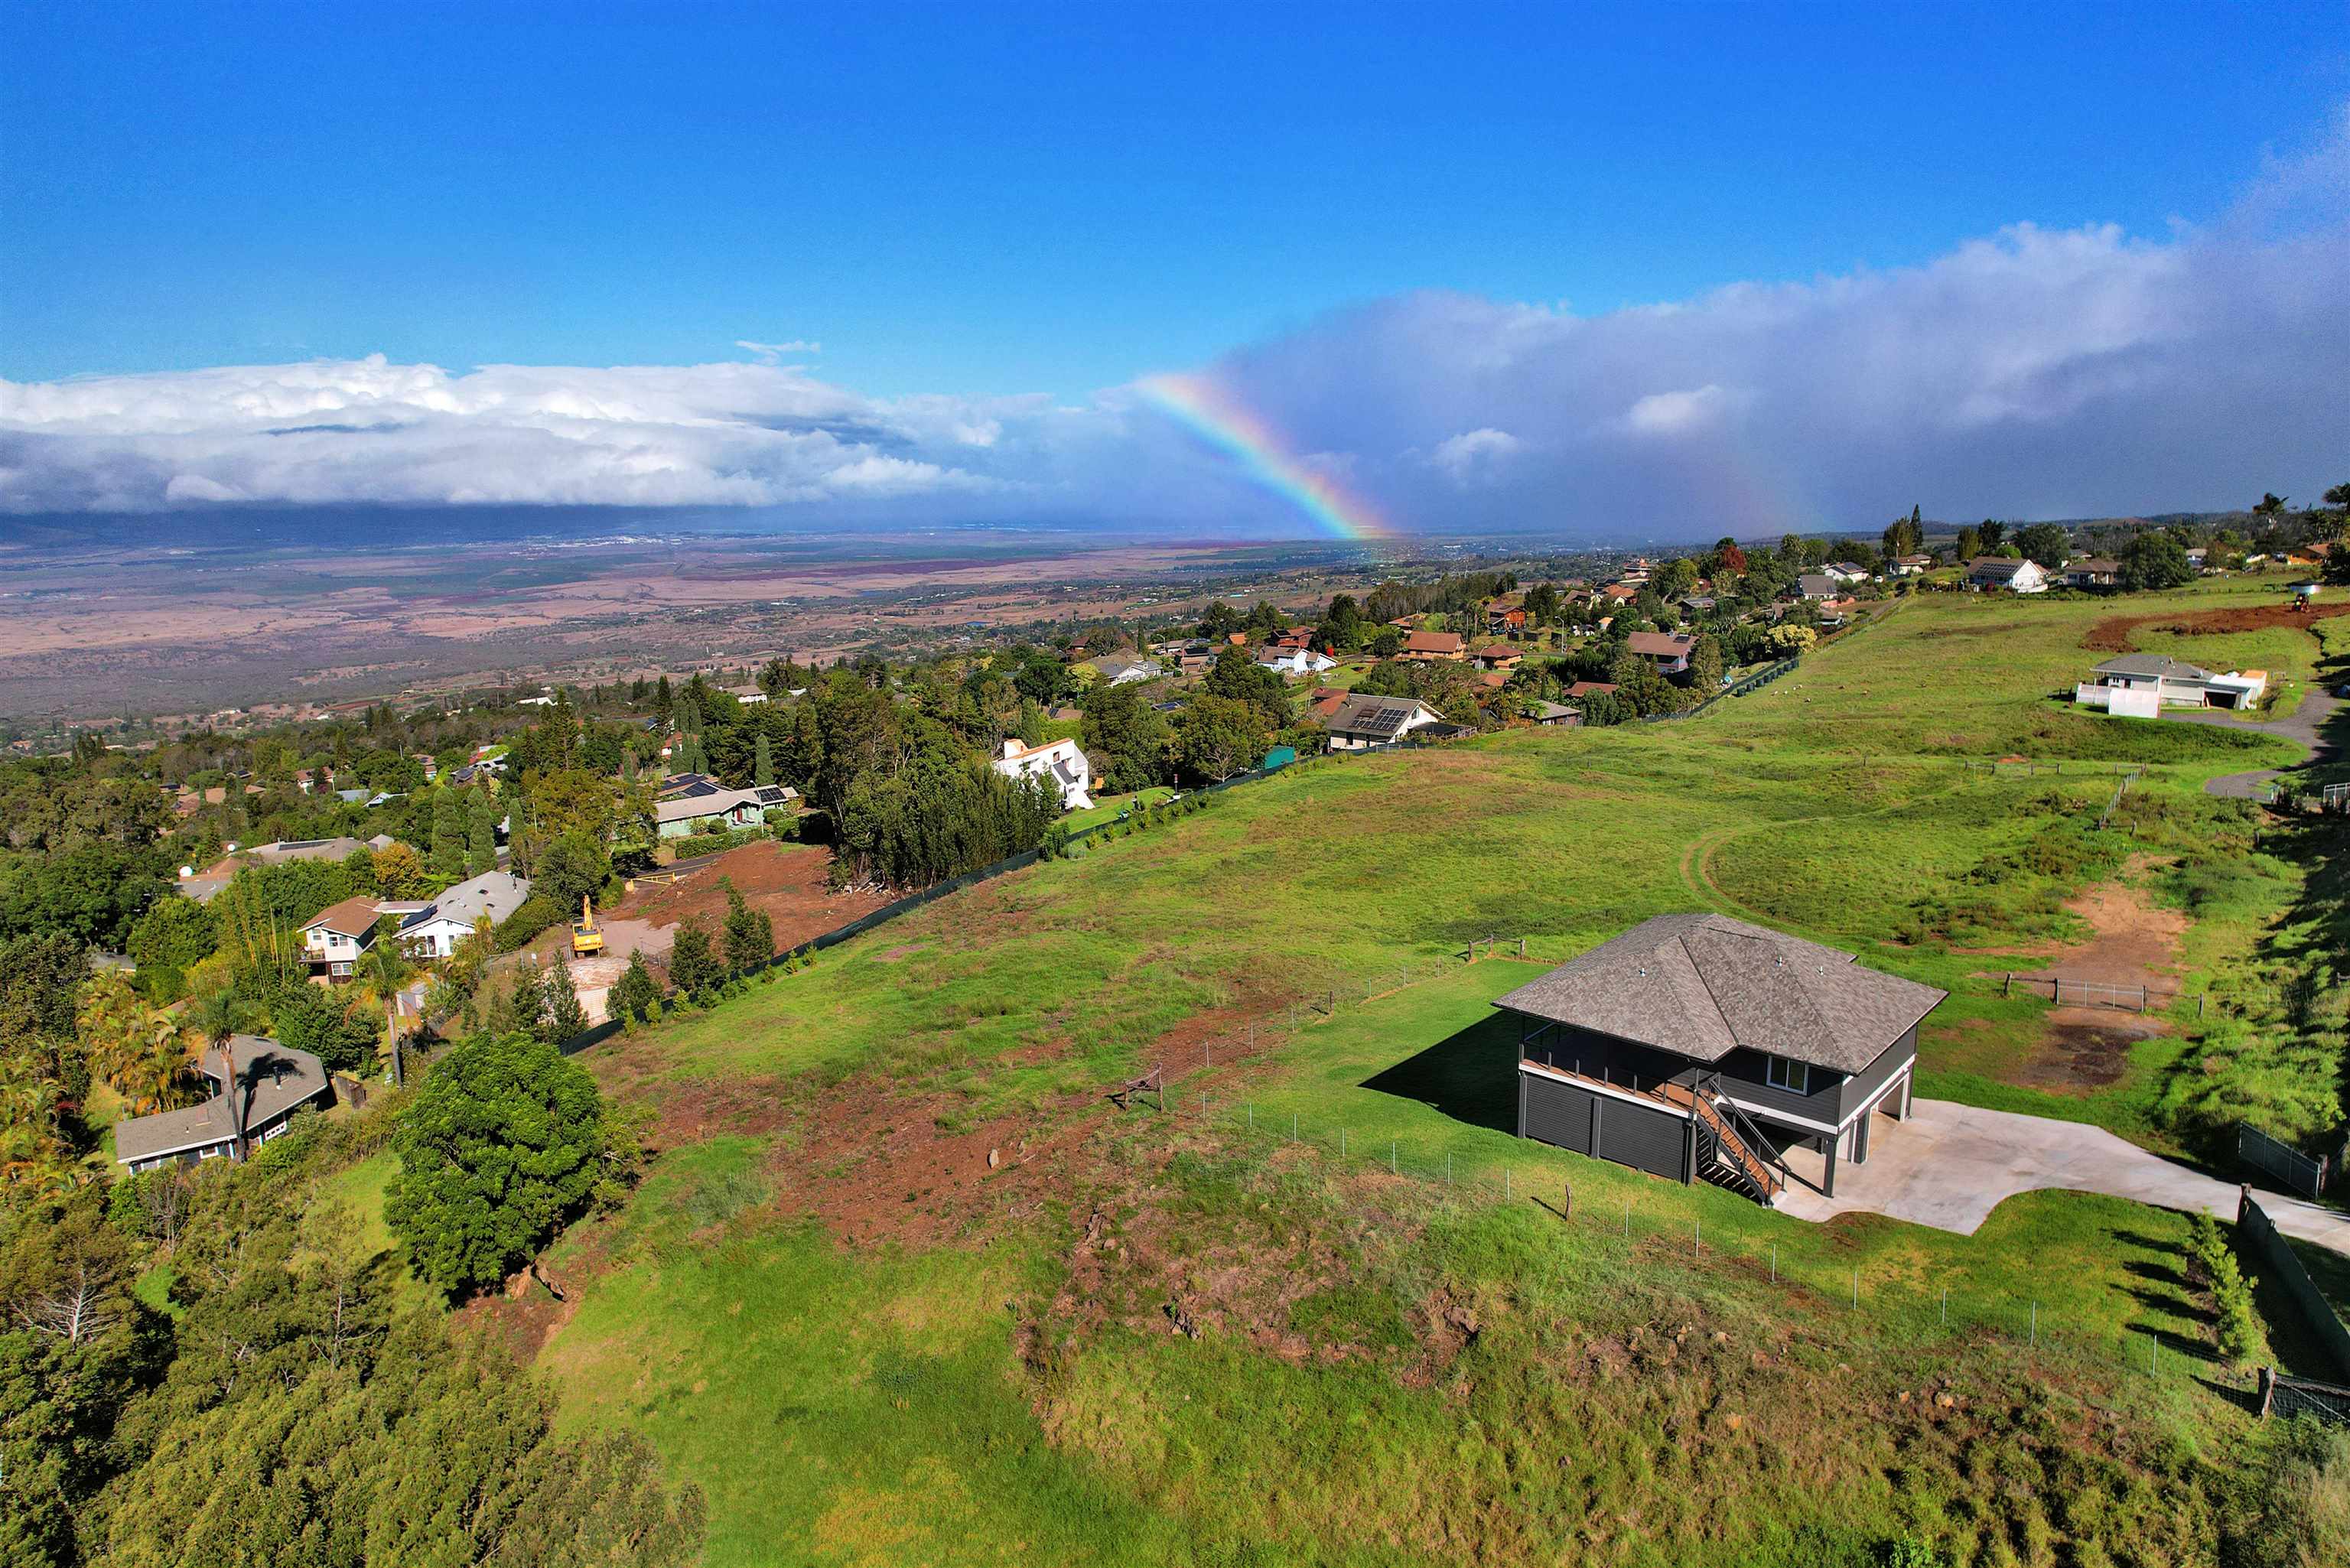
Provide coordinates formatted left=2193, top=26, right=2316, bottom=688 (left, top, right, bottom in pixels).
left=753, top=787, right=792, bottom=805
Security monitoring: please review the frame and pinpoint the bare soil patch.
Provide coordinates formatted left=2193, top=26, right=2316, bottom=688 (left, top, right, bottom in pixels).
left=623, top=840, right=891, bottom=956
left=1994, top=870, right=2186, bottom=1093
left=2083, top=599, right=2350, bottom=653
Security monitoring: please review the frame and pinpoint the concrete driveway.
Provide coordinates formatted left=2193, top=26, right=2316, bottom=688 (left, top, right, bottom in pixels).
left=1778, top=1098, right=2350, bottom=1257
left=2165, top=686, right=2339, bottom=799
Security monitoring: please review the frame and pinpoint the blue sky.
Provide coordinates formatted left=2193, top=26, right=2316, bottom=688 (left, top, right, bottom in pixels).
left=6, top=2, right=2345, bottom=395
left=2, top=4, right=2345, bottom=538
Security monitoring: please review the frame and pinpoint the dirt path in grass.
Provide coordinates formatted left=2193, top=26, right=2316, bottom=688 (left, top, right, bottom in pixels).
left=2082, top=598, right=2350, bottom=652
left=1987, top=873, right=2188, bottom=1095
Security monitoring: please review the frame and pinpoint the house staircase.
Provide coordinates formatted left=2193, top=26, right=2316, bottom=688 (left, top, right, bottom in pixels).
left=1665, top=1074, right=1792, bottom=1205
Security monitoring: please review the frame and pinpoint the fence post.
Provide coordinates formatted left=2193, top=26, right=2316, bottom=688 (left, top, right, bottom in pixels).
left=1390, top=1140, right=1397, bottom=1173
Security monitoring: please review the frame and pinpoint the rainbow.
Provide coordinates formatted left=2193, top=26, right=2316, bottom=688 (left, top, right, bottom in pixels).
left=1138, top=372, right=1396, bottom=540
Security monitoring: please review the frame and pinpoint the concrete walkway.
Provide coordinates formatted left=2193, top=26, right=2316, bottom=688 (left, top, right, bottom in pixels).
left=1779, top=1098, right=2350, bottom=1257
left=2164, top=686, right=2339, bottom=799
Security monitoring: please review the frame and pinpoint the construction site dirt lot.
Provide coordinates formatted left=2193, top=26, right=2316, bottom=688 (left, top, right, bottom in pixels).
left=2083, top=597, right=2350, bottom=652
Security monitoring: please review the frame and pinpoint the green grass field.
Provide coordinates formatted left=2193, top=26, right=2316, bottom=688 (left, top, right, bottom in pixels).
left=528, top=577, right=2348, bottom=1565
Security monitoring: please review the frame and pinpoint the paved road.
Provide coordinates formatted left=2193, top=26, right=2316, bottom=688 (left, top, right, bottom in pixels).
left=1779, top=1098, right=2350, bottom=1257
left=2163, top=685, right=2339, bottom=799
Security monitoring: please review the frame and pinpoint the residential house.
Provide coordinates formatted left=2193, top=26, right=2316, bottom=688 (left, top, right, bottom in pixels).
left=1618, top=558, right=1655, bottom=585
left=177, top=837, right=368, bottom=905
left=1599, top=584, right=1639, bottom=607
left=1471, top=645, right=1522, bottom=672
left=2077, top=655, right=2267, bottom=716
left=1400, top=630, right=1466, bottom=662
left=1886, top=554, right=1932, bottom=576
left=728, top=687, right=770, bottom=705
left=1824, top=561, right=1873, bottom=583
left=393, top=870, right=535, bottom=959
left=2062, top=558, right=2122, bottom=589
left=1797, top=574, right=1838, bottom=600
left=1964, top=558, right=2049, bottom=594
left=1485, top=598, right=1528, bottom=634
left=1500, top=913, right=1945, bottom=1201
left=1624, top=631, right=1696, bottom=673
left=654, top=782, right=800, bottom=839
left=299, top=896, right=389, bottom=980
left=1528, top=701, right=1580, bottom=727
left=1323, top=694, right=1447, bottom=750
left=412, top=753, right=439, bottom=782
left=1253, top=646, right=1337, bottom=678
left=992, top=737, right=1093, bottom=812
left=113, top=1036, right=332, bottom=1173
left=1092, top=656, right=1166, bottom=685
left=1564, top=681, right=1619, bottom=701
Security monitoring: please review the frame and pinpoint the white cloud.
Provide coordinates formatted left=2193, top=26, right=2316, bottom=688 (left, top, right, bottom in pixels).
left=735, top=339, right=822, bottom=363
left=1622, top=386, right=1727, bottom=435
left=3, top=110, right=2345, bottom=535
left=1429, top=428, right=1525, bottom=485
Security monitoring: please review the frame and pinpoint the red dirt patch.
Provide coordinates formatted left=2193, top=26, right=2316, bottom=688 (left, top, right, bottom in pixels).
left=2083, top=598, right=2350, bottom=652
left=623, top=840, right=892, bottom=956
left=2004, top=874, right=2188, bottom=994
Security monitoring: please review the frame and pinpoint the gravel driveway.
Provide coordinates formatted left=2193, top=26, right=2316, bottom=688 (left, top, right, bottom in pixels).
left=2164, top=685, right=2339, bottom=799
left=1778, top=1098, right=2350, bottom=1257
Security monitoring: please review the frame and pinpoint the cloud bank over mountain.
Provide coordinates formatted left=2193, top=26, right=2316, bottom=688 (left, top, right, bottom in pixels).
left=5, top=115, right=2344, bottom=538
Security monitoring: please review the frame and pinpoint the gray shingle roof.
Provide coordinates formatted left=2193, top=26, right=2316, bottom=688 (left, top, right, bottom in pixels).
left=1494, top=913, right=1946, bottom=1073
left=112, top=1036, right=329, bottom=1164
left=2093, top=653, right=2212, bottom=680
left=420, top=870, right=533, bottom=929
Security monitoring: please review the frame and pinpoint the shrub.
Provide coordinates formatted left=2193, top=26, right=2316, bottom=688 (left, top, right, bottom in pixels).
left=492, top=893, right=564, bottom=952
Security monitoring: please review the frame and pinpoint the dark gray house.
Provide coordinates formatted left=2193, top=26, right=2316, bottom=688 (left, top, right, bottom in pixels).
left=1496, top=914, right=1945, bottom=1202
left=112, top=1035, right=331, bottom=1174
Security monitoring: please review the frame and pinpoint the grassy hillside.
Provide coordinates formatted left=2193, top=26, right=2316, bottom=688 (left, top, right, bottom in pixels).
left=532, top=579, right=2347, bottom=1566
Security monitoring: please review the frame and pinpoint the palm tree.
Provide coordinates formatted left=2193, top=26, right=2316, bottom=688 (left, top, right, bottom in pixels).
left=357, top=918, right=417, bottom=1087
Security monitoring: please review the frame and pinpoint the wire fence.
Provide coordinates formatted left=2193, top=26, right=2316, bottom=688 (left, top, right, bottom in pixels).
left=2238, top=1121, right=2332, bottom=1200
left=1147, top=1082, right=2244, bottom=1391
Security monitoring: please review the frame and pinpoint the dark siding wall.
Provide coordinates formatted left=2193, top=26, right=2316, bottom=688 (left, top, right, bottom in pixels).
left=1715, top=1049, right=1849, bottom=1126
left=1522, top=1075, right=1599, bottom=1156
left=1843, top=1026, right=1915, bottom=1116
left=1597, top=1095, right=1688, bottom=1179
left=1520, top=1072, right=1688, bottom=1182
left=1522, top=1023, right=1693, bottom=1094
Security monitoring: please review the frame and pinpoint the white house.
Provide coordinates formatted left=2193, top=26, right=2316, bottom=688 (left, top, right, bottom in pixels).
left=298, top=896, right=387, bottom=980
left=1824, top=561, right=1873, bottom=583
left=1252, top=646, right=1336, bottom=678
left=1092, top=657, right=1165, bottom=686
left=993, top=737, right=1093, bottom=811
left=393, top=870, right=535, bottom=958
left=1889, top=555, right=1935, bottom=576
left=1965, top=558, right=2049, bottom=594
left=2077, top=655, right=2267, bottom=715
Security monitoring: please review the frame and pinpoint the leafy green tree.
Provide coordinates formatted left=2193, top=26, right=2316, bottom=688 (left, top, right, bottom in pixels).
left=386, top=1032, right=609, bottom=1294
left=429, top=789, right=464, bottom=881
left=1954, top=525, right=1981, bottom=561
left=267, top=982, right=379, bottom=1076
left=2120, top=531, right=2195, bottom=592
left=1203, top=646, right=1289, bottom=728
left=609, top=951, right=662, bottom=1026
left=466, top=790, right=499, bottom=877
left=753, top=734, right=775, bottom=787
left=541, top=960, right=588, bottom=1043
left=666, top=917, right=724, bottom=998
left=721, top=882, right=773, bottom=973
left=125, top=895, right=220, bottom=998
left=535, top=829, right=610, bottom=915
left=1078, top=682, right=1171, bottom=793
left=1173, top=695, right=1273, bottom=784
left=1686, top=635, right=1726, bottom=692
left=2014, top=523, right=2072, bottom=569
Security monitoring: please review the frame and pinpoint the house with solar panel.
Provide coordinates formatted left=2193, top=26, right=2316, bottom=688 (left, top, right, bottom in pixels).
left=1322, top=693, right=1448, bottom=750
left=653, top=779, right=802, bottom=838
left=1498, top=914, right=1945, bottom=1202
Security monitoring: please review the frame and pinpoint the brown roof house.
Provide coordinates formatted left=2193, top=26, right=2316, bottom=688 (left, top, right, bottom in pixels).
left=1624, top=631, right=1696, bottom=673
left=113, top=1035, right=332, bottom=1173
left=1471, top=645, right=1522, bottom=672
left=1499, top=914, right=1944, bottom=1202
left=299, top=896, right=388, bottom=981
left=1401, top=630, right=1466, bottom=662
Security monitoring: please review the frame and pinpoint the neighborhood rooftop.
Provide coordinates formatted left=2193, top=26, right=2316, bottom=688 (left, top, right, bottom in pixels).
left=111, top=1036, right=329, bottom=1167
left=1494, top=912, right=1947, bottom=1074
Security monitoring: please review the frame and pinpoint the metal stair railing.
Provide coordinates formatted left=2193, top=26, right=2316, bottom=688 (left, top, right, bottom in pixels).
left=1680, top=1072, right=1792, bottom=1202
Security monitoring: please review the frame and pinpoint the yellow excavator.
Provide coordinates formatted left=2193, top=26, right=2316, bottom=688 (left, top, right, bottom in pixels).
left=571, top=893, right=604, bottom=957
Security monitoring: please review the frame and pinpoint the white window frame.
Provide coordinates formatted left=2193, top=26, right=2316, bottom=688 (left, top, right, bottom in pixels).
left=1766, top=1056, right=1811, bottom=1095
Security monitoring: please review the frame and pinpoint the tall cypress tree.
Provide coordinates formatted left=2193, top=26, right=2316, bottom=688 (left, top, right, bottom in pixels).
left=429, top=788, right=464, bottom=881
left=465, top=791, right=497, bottom=877
left=753, top=734, right=773, bottom=786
